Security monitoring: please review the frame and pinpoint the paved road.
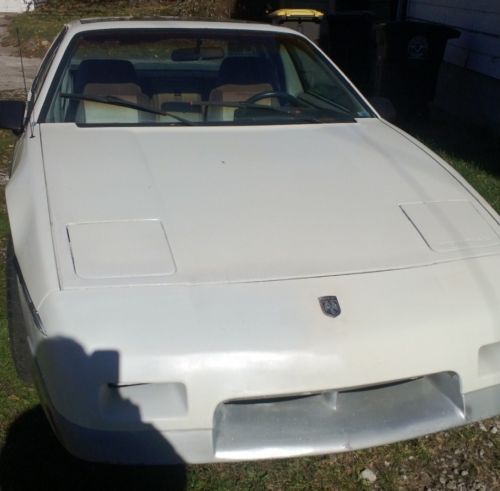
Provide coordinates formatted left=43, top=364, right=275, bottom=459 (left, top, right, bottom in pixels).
left=0, top=13, right=41, bottom=92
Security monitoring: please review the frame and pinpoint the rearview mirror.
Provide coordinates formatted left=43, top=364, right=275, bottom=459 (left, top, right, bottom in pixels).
left=171, top=47, right=224, bottom=62
left=0, top=100, right=26, bottom=134
left=368, top=97, right=397, bottom=123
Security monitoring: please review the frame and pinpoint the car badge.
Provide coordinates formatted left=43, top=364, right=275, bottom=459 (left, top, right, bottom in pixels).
left=319, top=296, right=341, bottom=318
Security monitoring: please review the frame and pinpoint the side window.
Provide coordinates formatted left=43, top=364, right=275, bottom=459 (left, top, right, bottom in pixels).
left=279, top=44, right=303, bottom=96
left=287, top=41, right=369, bottom=116
left=288, top=44, right=335, bottom=98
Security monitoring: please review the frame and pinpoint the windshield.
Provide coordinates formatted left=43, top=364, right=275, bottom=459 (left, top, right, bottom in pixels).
left=42, top=28, right=374, bottom=126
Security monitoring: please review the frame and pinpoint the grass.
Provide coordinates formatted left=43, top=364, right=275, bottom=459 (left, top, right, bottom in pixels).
left=400, top=113, right=500, bottom=214
left=0, top=131, right=38, bottom=444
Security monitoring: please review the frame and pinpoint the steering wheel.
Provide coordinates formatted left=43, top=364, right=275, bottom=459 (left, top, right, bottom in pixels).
left=245, top=91, right=301, bottom=106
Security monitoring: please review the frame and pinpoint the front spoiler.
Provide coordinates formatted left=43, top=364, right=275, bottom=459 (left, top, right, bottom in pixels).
left=41, top=375, right=500, bottom=465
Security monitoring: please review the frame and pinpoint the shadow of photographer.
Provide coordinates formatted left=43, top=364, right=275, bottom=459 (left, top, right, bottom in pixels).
left=0, top=337, right=188, bottom=491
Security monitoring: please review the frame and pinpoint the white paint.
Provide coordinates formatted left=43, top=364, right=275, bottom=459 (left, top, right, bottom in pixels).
left=67, top=220, right=176, bottom=279
left=400, top=201, right=500, bottom=252
left=38, top=120, right=500, bottom=290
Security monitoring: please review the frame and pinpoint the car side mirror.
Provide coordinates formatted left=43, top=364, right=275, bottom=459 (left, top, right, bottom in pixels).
left=0, top=100, right=26, bottom=134
left=368, top=97, right=397, bottom=123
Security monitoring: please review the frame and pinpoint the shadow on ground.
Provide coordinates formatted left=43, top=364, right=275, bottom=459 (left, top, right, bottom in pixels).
left=398, top=111, right=500, bottom=178
left=0, top=406, right=187, bottom=491
left=0, top=336, right=188, bottom=491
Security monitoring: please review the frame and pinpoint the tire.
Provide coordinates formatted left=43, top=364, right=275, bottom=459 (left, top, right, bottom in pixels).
left=6, top=239, right=33, bottom=385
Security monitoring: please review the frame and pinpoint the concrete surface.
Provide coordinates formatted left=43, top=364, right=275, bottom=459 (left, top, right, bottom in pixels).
left=0, top=13, right=41, bottom=92
left=0, top=0, right=28, bottom=13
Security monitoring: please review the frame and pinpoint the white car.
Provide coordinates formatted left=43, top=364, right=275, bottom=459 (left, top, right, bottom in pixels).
left=1, top=18, right=499, bottom=465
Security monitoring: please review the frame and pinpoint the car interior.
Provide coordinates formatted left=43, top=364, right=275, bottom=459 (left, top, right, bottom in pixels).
left=66, top=54, right=282, bottom=124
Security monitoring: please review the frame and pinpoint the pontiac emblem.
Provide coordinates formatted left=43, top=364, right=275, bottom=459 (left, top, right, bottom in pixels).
left=319, top=296, right=341, bottom=318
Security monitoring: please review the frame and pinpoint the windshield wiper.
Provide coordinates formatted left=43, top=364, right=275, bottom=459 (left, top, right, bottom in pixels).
left=194, top=101, right=324, bottom=124
left=60, top=92, right=195, bottom=125
left=299, top=92, right=357, bottom=120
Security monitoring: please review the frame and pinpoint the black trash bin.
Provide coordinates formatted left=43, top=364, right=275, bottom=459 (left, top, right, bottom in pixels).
left=372, top=21, right=460, bottom=116
left=334, top=0, right=370, bottom=11
left=323, top=12, right=380, bottom=93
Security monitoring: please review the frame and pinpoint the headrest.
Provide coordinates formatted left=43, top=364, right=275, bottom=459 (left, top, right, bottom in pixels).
left=74, top=59, right=138, bottom=93
left=217, top=57, right=273, bottom=86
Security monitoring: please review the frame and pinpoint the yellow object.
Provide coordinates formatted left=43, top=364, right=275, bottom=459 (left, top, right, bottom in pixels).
left=269, top=9, right=324, bottom=21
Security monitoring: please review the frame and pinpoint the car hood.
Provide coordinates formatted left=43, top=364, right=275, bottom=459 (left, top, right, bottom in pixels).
left=40, top=120, right=500, bottom=288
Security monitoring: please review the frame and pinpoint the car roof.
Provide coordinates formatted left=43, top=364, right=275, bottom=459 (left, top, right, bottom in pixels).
left=63, top=17, right=300, bottom=37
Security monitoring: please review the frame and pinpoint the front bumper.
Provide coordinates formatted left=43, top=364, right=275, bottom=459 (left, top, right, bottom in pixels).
left=39, top=372, right=500, bottom=464
left=31, top=255, right=500, bottom=464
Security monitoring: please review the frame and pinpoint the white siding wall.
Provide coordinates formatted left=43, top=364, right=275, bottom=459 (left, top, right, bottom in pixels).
left=407, top=0, right=500, bottom=79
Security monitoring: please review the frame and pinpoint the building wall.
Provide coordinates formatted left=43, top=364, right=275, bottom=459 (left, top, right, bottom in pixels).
left=407, top=0, right=500, bottom=80
left=406, top=0, right=500, bottom=134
